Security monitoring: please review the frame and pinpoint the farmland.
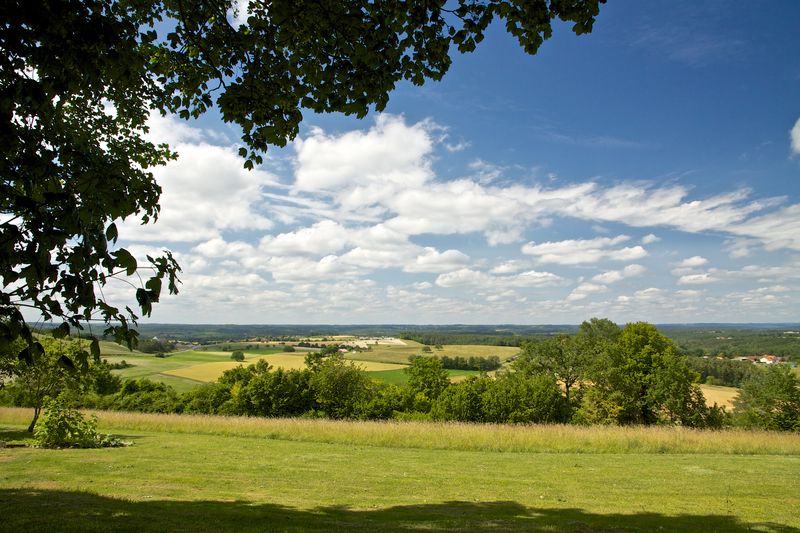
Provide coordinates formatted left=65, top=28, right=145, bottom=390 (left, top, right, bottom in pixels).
left=1, top=408, right=799, bottom=531
left=101, top=339, right=515, bottom=391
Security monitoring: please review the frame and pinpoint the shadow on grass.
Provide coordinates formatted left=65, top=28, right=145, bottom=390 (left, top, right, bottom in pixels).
left=0, top=489, right=796, bottom=532
left=0, top=428, right=34, bottom=445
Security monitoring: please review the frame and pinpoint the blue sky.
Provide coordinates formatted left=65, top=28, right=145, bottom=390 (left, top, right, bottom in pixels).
left=113, top=1, right=799, bottom=324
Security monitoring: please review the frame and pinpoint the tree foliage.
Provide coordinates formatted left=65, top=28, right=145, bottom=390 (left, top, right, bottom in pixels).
left=2, top=337, right=86, bottom=431
left=405, top=356, right=450, bottom=401
left=578, top=322, right=715, bottom=426
left=734, top=365, right=800, bottom=431
left=516, top=334, right=589, bottom=404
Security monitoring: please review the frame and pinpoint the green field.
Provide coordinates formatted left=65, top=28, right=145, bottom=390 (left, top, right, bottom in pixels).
left=370, top=368, right=482, bottom=386
left=1, top=408, right=798, bottom=531
left=104, top=349, right=285, bottom=392
left=100, top=342, right=514, bottom=392
left=348, top=340, right=519, bottom=365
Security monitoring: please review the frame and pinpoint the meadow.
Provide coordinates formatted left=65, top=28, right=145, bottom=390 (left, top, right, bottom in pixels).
left=1, top=407, right=798, bottom=531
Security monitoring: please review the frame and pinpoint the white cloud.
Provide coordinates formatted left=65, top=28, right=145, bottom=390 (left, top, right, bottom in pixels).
left=106, top=113, right=800, bottom=323
left=592, top=264, right=646, bottom=284
left=678, top=256, right=709, bottom=268
left=404, top=248, right=471, bottom=273
left=435, top=268, right=564, bottom=290
left=293, top=114, right=434, bottom=192
left=566, top=282, right=607, bottom=301
left=791, top=117, right=800, bottom=155
left=727, top=204, right=800, bottom=252
left=521, top=235, right=648, bottom=265
left=260, top=220, right=350, bottom=256
left=677, top=273, right=718, bottom=285
left=490, top=260, right=529, bottom=275
left=121, top=115, right=277, bottom=243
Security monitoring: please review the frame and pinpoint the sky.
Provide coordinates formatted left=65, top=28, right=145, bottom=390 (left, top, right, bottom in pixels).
left=112, top=1, right=799, bottom=325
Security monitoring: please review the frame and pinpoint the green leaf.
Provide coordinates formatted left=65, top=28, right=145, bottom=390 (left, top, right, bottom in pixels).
left=52, top=322, right=70, bottom=339
left=105, top=223, right=118, bottom=243
left=58, top=354, right=77, bottom=371
left=90, top=338, right=101, bottom=361
left=113, top=248, right=138, bottom=276
left=18, top=347, right=33, bottom=365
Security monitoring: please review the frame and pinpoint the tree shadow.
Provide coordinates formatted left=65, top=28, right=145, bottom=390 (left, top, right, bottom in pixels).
left=0, top=428, right=34, bottom=444
left=0, top=489, right=796, bottom=532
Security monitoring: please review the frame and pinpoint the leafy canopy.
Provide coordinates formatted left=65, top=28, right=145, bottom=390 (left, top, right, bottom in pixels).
left=1, top=0, right=605, bottom=364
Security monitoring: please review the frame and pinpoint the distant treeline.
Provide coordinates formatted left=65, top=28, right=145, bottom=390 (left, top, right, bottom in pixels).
left=686, top=356, right=760, bottom=388
left=670, top=330, right=800, bottom=360
left=34, top=323, right=578, bottom=343
left=400, top=333, right=531, bottom=347
left=409, top=354, right=501, bottom=371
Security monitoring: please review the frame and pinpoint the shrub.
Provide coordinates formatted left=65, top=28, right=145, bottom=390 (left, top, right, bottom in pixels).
left=34, top=396, right=123, bottom=448
left=231, top=351, right=245, bottom=361
left=310, top=356, right=372, bottom=419
left=734, top=365, right=800, bottom=431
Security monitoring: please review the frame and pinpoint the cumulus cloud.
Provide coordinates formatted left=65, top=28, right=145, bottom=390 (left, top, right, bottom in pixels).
left=592, top=264, right=646, bottom=284
left=294, top=114, right=435, bottom=193
left=121, top=115, right=277, bottom=243
left=521, top=235, right=648, bottom=265
left=435, top=268, right=564, bottom=290
left=260, top=220, right=350, bottom=256
left=791, top=117, right=800, bottom=155
left=566, top=282, right=607, bottom=301
left=110, top=112, right=800, bottom=323
left=678, top=256, right=709, bottom=268
left=677, top=273, right=718, bottom=285
left=404, top=248, right=471, bottom=273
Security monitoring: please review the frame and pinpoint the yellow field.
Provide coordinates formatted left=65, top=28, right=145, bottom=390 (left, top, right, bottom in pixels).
left=351, top=361, right=408, bottom=372
left=699, top=384, right=740, bottom=409
left=163, top=354, right=408, bottom=383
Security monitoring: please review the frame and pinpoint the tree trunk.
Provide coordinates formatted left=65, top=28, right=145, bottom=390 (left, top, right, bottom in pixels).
left=27, top=406, right=41, bottom=433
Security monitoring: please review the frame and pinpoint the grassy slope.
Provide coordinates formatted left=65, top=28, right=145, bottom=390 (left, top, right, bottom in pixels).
left=1, top=408, right=799, bottom=532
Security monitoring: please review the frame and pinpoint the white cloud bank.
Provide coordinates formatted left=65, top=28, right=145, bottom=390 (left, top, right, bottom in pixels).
left=104, top=113, right=800, bottom=323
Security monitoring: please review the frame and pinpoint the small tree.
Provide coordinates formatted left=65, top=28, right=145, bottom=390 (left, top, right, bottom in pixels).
left=581, top=322, right=706, bottom=426
left=734, top=366, right=800, bottom=431
left=515, top=334, right=590, bottom=406
left=230, top=351, right=245, bottom=362
left=5, top=337, right=84, bottom=432
left=310, top=356, right=371, bottom=419
left=405, top=356, right=450, bottom=401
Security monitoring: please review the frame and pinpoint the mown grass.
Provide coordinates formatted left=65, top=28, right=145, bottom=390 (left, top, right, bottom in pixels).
left=1, top=408, right=798, bottom=532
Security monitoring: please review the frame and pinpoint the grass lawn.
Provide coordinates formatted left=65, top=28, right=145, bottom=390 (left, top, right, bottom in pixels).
left=1, top=408, right=798, bottom=532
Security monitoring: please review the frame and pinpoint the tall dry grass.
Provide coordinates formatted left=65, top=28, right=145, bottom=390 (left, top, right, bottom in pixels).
left=2, top=407, right=798, bottom=455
